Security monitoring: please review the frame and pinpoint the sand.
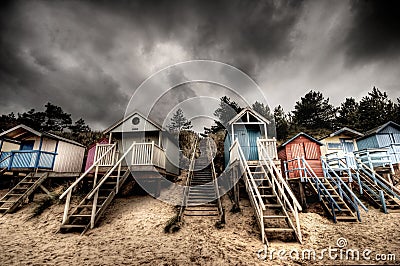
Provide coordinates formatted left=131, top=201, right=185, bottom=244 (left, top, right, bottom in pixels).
left=0, top=188, right=399, bottom=265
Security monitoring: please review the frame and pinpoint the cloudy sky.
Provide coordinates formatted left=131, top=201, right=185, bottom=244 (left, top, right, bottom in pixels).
left=0, top=0, right=399, bottom=130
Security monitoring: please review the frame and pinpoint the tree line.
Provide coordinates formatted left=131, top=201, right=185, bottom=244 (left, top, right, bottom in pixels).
left=207, top=87, right=400, bottom=142
left=0, top=103, right=105, bottom=147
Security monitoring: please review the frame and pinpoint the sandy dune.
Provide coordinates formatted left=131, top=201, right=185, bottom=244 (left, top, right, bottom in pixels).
left=0, top=189, right=399, bottom=265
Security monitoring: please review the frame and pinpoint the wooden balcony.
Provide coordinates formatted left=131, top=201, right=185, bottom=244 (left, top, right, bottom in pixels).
left=95, top=142, right=166, bottom=171
left=0, top=150, right=57, bottom=170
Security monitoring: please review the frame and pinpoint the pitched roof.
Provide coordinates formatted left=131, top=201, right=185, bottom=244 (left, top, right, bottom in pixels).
left=227, top=106, right=271, bottom=126
left=280, top=132, right=323, bottom=148
left=103, top=110, right=163, bottom=134
left=320, top=127, right=364, bottom=140
left=359, top=121, right=400, bottom=140
left=0, top=124, right=85, bottom=147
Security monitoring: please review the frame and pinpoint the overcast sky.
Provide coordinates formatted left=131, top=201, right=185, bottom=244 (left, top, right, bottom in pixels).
left=0, top=0, right=399, bottom=130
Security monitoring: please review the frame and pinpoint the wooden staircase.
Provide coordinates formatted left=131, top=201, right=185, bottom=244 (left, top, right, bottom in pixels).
left=184, top=140, right=219, bottom=218
left=0, top=172, right=49, bottom=214
left=249, top=162, right=299, bottom=240
left=308, top=176, right=358, bottom=222
left=351, top=168, right=400, bottom=213
left=59, top=169, right=130, bottom=234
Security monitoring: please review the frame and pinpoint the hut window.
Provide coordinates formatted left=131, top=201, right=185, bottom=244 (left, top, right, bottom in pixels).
left=132, top=117, right=140, bottom=125
left=327, top=143, right=342, bottom=150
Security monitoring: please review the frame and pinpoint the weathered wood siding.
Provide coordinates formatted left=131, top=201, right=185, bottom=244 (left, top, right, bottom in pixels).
left=85, top=138, right=109, bottom=171
left=320, top=134, right=358, bottom=156
left=357, top=135, right=379, bottom=150
left=53, top=141, right=85, bottom=173
left=278, top=135, right=323, bottom=179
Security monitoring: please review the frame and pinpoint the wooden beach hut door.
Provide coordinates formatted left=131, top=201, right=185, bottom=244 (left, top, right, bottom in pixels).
left=341, top=139, right=356, bottom=167
left=288, top=143, right=305, bottom=178
left=235, top=128, right=261, bottom=161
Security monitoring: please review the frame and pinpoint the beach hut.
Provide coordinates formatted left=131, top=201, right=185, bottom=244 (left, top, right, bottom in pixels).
left=319, top=127, right=363, bottom=168
left=0, top=124, right=85, bottom=173
left=84, top=138, right=109, bottom=171
left=224, top=107, right=275, bottom=166
left=356, top=121, right=400, bottom=166
left=278, top=132, right=323, bottom=179
left=100, top=111, right=180, bottom=178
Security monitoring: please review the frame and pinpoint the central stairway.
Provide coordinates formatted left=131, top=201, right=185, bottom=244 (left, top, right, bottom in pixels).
left=184, top=139, right=220, bottom=218
left=228, top=139, right=303, bottom=245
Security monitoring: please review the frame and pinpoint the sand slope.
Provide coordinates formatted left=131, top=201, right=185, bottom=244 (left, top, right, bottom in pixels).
left=0, top=190, right=399, bottom=265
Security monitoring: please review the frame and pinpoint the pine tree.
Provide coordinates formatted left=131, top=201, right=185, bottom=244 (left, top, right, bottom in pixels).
left=291, top=90, right=336, bottom=130
left=336, top=97, right=360, bottom=129
left=252, top=101, right=273, bottom=121
left=214, top=96, right=242, bottom=126
left=358, top=87, right=397, bottom=130
left=274, top=105, right=289, bottom=141
left=168, top=109, right=192, bottom=131
left=69, top=118, right=91, bottom=133
left=42, top=102, right=72, bottom=131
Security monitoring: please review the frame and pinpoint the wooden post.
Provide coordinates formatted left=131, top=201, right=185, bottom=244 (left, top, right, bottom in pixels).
left=62, top=190, right=72, bottom=224
left=90, top=190, right=99, bottom=229
left=298, top=180, right=307, bottom=212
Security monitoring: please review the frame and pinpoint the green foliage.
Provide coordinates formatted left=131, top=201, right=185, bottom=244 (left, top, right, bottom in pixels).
left=291, top=90, right=336, bottom=130
left=0, top=102, right=91, bottom=134
left=214, top=96, right=242, bottom=126
left=168, top=108, right=193, bottom=131
left=336, top=97, right=360, bottom=129
left=54, top=131, right=105, bottom=148
left=357, top=87, right=397, bottom=130
left=274, top=105, right=289, bottom=141
left=252, top=101, right=273, bottom=121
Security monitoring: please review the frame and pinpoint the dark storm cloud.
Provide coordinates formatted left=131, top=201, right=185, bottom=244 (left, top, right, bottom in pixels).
left=345, top=0, right=400, bottom=65
left=0, top=0, right=399, bottom=130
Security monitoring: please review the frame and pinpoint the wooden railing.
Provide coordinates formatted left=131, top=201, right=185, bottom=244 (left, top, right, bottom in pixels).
left=0, top=150, right=57, bottom=169
left=230, top=139, right=266, bottom=243
left=321, top=157, right=368, bottom=221
left=285, top=157, right=342, bottom=221
left=178, top=138, right=198, bottom=220
left=95, top=144, right=117, bottom=166
left=257, top=139, right=303, bottom=243
left=257, top=138, right=278, bottom=160
left=59, top=143, right=117, bottom=224
left=354, top=149, right=394, bottom=174
left=131, top=141, right=166, bottom=169
left=86, top=142, right=136, bottom=228
left=207, top=138, right=224, bottom=221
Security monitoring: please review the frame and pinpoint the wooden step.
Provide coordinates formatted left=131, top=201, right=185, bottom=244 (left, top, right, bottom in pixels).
left=60, top=224, right=87, bottom=229
left=70, top=214, right=91, bottom=217
left=264, top=228, right=294, bottom=232
left=265, top=204, right=282, bottom=208
left=263, top=215, right=287, bottom=219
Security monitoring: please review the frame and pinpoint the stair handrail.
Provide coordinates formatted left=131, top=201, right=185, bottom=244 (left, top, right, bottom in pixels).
left=257, top=140, right=302, bottom=210
left=178, top=137, right=198, bottom=220
left=234, top=139, right=266, bottom=211
left=231, top=139, right=265, bottom=243
left=87, top=142, right=136, bottom=199
left=301, top=158, right=342, bottom=212
left=207, top=137, right=223, bottom=219
left=321, top=158, right=368, bottom=214
left=60, top=143, right=116, bottom=200
left=354, top=156, right=400, bottom=200
left=257, top=139, right=302, bottom=243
